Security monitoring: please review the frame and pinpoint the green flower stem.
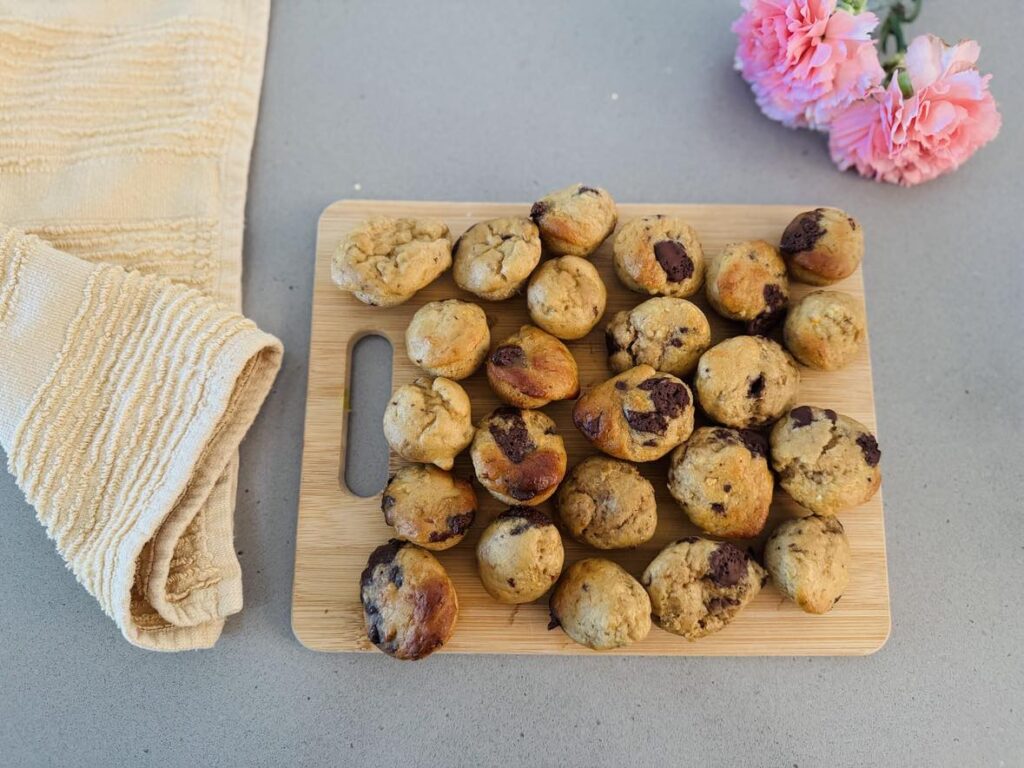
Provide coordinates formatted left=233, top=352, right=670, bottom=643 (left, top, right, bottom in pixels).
left=876, top=0, right=923, bottom=59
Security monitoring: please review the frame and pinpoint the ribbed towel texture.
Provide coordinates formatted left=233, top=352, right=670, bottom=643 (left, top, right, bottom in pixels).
left=0, top=0, right=277, bottom=650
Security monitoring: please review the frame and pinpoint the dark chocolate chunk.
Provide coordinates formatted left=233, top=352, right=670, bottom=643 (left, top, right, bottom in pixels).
left=676, top=536, right=700, bottom=544
left=789, top=406, right=814, bottom=427
left=615, top=380, right=629, bottom=390
left=763, top=283, right=786, bottom=309
left=530, top=201, right=549, bottom=221
left=653, top=240, right=694, bottom=282
left=780, top=210, right=826, bottom=255
left=381, top=494, right=395, bottom=515
left=432, top=512, right=473, bottom=541
left=708, top=542, right=748, bottom=587
left=823, top=408, right=838, bottom=424
left=574, top=410, right=602, bottom=440
left=388, top=565, right=403, bottom=588
left=577, top=185, right=600, bottom=195
left=856, top=433, right=881, bottom=466
left=501, top=506, right=554, bottom=535
left=737, top=429, right=768, bottom=458
left=605, top=331, right=622, bottom=355
left=643, top=439, right=658, bottom=447
left=360, top=539, right=405, bottom=590
left=507, top=578, right=516, bottom=588
left=747, top=374, right=766, bottom=399
left=489, top=409, right=535, bottom=464
left=623, top=409, right=669, bottom=435
left=723, top=483, right=732, bottom=493
left=710, top=502, right=726, bottom=515
left=491, top=344, right=527, bottom=368
left=638, top=376, right=690, bottom=416
left=669, top=338, right=684, bottom=348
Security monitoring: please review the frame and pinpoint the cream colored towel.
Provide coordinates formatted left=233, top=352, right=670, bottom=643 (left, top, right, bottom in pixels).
left=0, top=0, right=276, bottom=650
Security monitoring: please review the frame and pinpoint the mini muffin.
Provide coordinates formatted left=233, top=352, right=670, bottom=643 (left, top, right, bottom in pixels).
left=605, top=297, right=711, bottom=377
left=705, top=240, right=789, bottom=335
left=530, top=183, right=617, bottom=257
left=770, top=406, right=881, bottom=515
left=452, top=217, right=542, bottom=300
left=694, top=336, right=800, bottom=428
left=573, top=365, right=694, bottom=462
left=381, top=465, right=477, bottom=550
left=332, top=216, right=452, bottom=307
left=405, top=299, right=490, bottom=379
left=360, top=540, right=458, bottom=660
left=780, top=207, right=863, bottom=285
left=486, top=325, right=580, bottom=408
left=476, top=507, right=564, bottom=604
left=549, top=558, right=651, bottom=650
left=527, top=256, right=607, bottom=340
left=612, top=215, right=705, bottom=298
left=667, top=427, right=773, bottom=538
left=764, top=515, right=851, bottom=614
left=642, top=538, right=766, bottom=641
left=783, top=290, right=866, bottom=371
left=382, top=377, right=474, bottom=470
left=556, top=456, right=657, bottom=549
left=470, top=408, right=567, bottom=506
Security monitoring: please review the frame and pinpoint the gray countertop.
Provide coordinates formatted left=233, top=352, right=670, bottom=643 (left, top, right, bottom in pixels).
left=2, top=1, right=1022, bottom=765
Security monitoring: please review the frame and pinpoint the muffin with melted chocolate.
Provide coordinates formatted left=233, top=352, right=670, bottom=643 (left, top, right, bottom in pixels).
left=486, top=325, right=579, bottom=409
left=476, top=507, right=564, bottom=604
left=605, top=297, right=711, bottom=377
left=529, top=183, right=617, bottom=257
left=549, top=558, right=651, bottom=650
left=380, top=465, right=477, bottom=551
left=470, top=408, right=568, bottom=506
left=694, top=336, right=800, bottom=428
left=642, top=538, right=766, bottom=641
left=667, top=427, right=773, bottom=539
left=705, top=240, right=789, bottom=335
left=612, top=215, right=705, bottom=298
left=572, top=365, right=695, bottom=462
left=780, top=207, right=863, bottom=285
left=770, top=406, right=881, bottom=515
left=360, top=540, right=459, bottom=660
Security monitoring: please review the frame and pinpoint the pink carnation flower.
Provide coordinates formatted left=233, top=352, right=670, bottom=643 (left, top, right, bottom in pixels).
left=733, top=0, right=883, bottom=129
left=829, top=35, right=1002, bottom=186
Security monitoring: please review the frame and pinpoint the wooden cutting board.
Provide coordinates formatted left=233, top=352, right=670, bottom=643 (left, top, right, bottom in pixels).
left=292, top=199, right=890, bottom=655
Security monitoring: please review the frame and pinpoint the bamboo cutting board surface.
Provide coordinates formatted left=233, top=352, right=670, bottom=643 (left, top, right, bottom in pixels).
left=293, top=200, right=890, bottom=656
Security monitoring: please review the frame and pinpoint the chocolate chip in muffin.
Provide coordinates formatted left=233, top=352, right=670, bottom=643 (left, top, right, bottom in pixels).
left=360, top=539, right=404, bottom=590
left=638, top=377, right=689, bottom=416
left=737, top=429, right=769, bottom=458
left=489, top=409, right=536, bottom=464
left=747, top=374, right=766, bottom=399
left=623, top=409, right=668, bottom=435
left=710, top=502, right=726, bottom=515
left=780, top=209, right=826, bottom=254
left=381, top=494, right=396, bottom=516
left=530, top=201, right=549, bottom=221
left=708, top=543, right=748, bottom=587
left=574, top=411, right=602, bottom=440
left=501, top=506, right=554, bottom=535
left=856, top=433, right=881, bottom=466
left=823, top=408, right=838, bottom=424
left=653, top=240, right=694, bottom=282
left=615, top=380, right=629, bottom=391
left=790, top=405, right=814, bottom=427
left=491, top=344, right=527, bottom=368
left=427, top=513, right=474, bottom=543
left=605, top=331, right=622, bottom=355
left=578, top=185, right=600, bottom=195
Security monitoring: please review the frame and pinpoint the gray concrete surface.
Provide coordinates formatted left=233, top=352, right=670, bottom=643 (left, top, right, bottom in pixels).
left=2, top=1, right=1022, bottom=765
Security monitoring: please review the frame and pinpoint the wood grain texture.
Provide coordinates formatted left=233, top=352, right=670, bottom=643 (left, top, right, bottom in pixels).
left=293, top=200, right=890, bottom=656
